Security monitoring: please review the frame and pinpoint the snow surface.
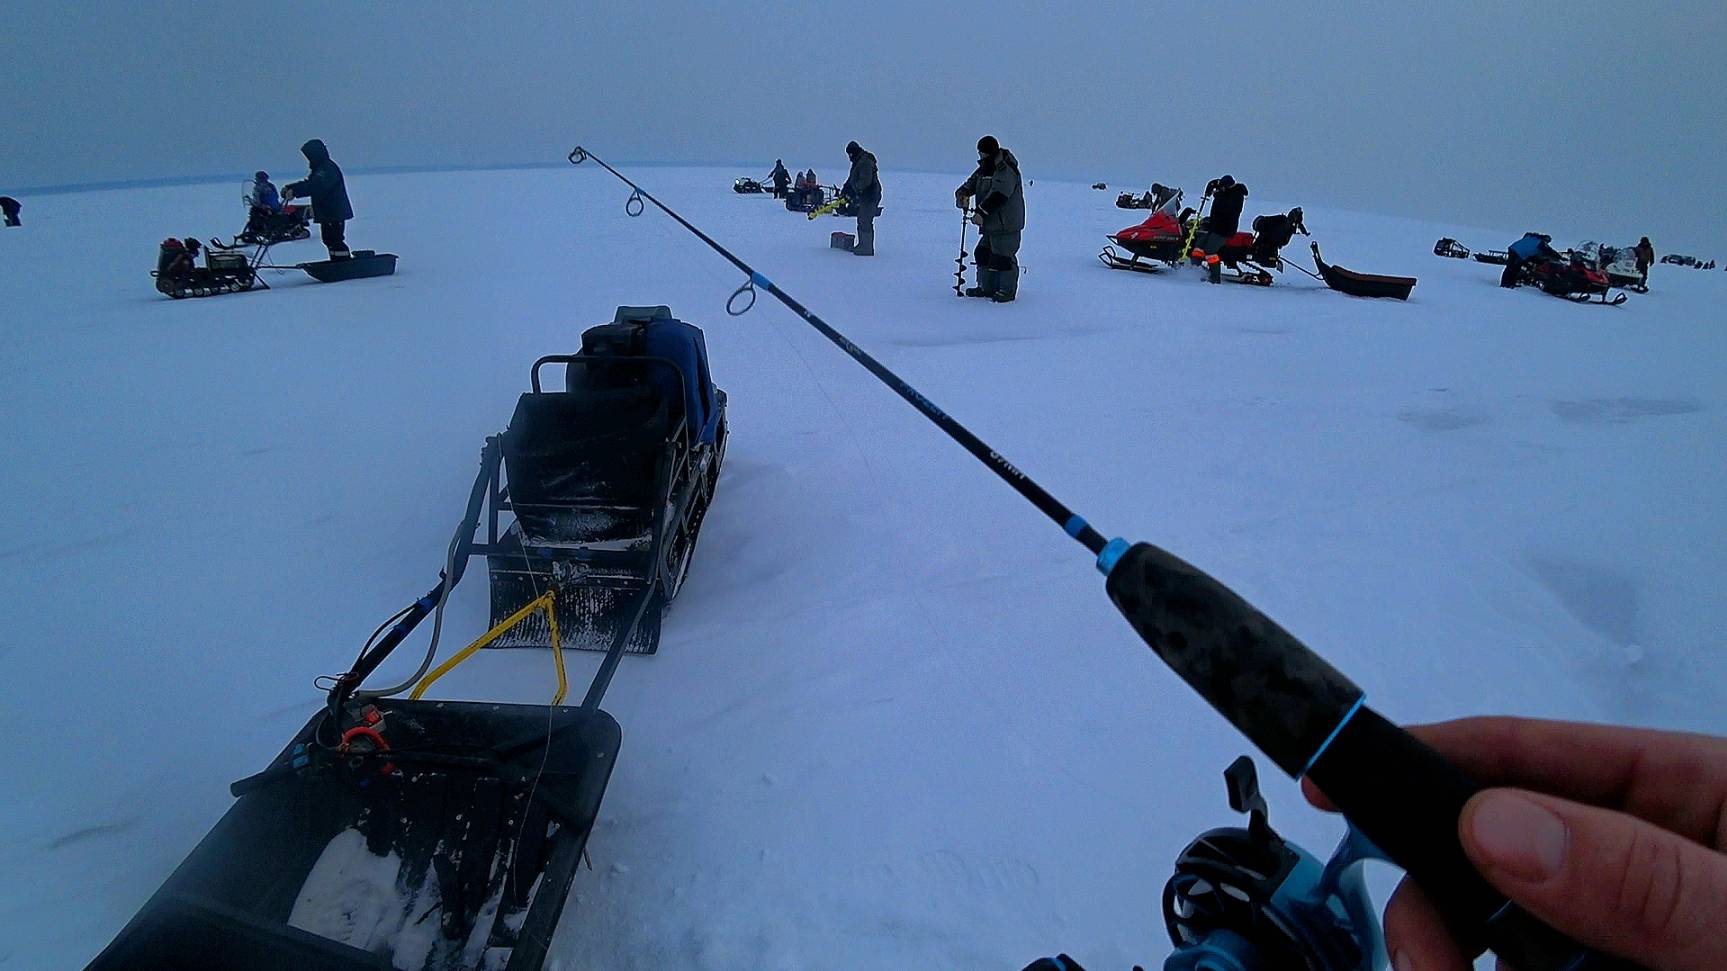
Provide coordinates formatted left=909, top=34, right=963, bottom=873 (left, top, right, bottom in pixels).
left=1, top=166, right=1723, bottom=970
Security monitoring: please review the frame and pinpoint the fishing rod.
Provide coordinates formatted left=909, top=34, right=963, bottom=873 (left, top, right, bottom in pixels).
left=565, top=146, right=1642, bottom=971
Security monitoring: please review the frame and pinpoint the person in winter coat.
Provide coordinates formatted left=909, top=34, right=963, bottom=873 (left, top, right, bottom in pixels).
left=1634, top=237, right=1655, bottom=285
left=841, top=141, right=881, bottom=256
left=282, top=139, right=353, bottom=260
left=1502, top=232, right=1561, bottom=288
left=1191, top=175, right=1249, bottom=258
left=0, top=196, right=19, bottom=228
left=955, top=135, right=1026, bottom=301
left=249, top=172, right=281, bottom=213
left=769, top=159, right=791, bottom=200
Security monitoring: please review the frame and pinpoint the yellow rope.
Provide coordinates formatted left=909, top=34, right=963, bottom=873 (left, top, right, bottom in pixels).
left=410, top=589, right=569, bottom=705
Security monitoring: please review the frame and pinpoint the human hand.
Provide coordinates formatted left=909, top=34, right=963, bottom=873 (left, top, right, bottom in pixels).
left=1304, top=717, right=1727, bottom=971
left=281, top=187, right=294, bottom=202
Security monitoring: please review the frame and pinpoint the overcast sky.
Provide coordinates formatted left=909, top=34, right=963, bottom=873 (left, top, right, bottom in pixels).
left=5, top=1, right=1723, bottom=251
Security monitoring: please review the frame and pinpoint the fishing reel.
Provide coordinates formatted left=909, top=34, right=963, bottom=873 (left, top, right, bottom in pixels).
left=1162, top=757, right=1386, bottom=971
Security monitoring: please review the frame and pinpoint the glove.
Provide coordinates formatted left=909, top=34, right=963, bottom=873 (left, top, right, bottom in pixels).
left=970, top=210, right=985, bottom=227
left=955, top=191, right=971, bottom=210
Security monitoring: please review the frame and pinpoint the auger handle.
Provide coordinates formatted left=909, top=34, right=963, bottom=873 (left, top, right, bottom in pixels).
left=1101, top=541, right=1646, bottom=971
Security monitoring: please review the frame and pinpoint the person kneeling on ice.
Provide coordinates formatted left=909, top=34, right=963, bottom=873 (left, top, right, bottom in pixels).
left=955, top=135, right=1025, bottom=301
left=1502, top=231, right=1561, bottom=288
left=842, top=140, right=881, bottom=256
left=282, top=139, right=353, bottom=260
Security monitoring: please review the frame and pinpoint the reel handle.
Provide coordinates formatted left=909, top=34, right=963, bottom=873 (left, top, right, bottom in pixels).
left=1101, top=541, right=1647, bottom=971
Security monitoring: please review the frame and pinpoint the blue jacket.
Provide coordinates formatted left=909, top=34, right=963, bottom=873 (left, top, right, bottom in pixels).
left=251, top=180, right=281, bottom=212
left=284, top=139, right=353, bottom=223
left=1509, top=233, right=1557, bottom=262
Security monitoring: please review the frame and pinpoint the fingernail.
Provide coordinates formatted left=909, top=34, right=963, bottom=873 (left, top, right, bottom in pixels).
left=1468, top=791, right=1567, bottom=881
left=1391, top=947, right=1414, bottom=971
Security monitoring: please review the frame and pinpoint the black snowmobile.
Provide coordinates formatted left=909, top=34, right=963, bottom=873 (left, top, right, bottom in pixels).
left=237, top=200, right=314, bottom=246
left=732, top=177, right=766, bottom=194
left=785, top=184, right=830, bottom=213
left=86, top=306, right=727, bottom=971
left=153, top=237, right=263, bottom=298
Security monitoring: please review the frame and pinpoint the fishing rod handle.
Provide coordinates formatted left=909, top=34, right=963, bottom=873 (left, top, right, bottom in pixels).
left=1100, top=540, right=1647, bottom=971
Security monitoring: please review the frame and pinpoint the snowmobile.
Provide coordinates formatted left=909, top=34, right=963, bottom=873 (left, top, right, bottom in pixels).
left=1433, top=237, right=1470, bottom=259
left=732, top=177, right=766, bottom=194
left=1472, top=249, right=1510, bottom=265
left=236, top=202, right=314, bottom=245
left=785, top=184, right=830, bottom=213
left=1520, top=254, right=1627, bottom=305
left=1022, top=757, right=1387, bottom=971
left=153, top=236, right=263, bottom=298
left=1091, top=182, right=1107, bottom=190
left=1574, top=241, right=1648, bottom=292
left=1100, top=202, right=1296, bottom=286
left=481, top=305, right=728, bottom=653
left=86, top=306, right=726, bottom=971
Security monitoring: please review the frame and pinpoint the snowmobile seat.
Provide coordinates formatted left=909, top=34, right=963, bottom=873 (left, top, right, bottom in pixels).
left=501, top=383, right=678, bottom=546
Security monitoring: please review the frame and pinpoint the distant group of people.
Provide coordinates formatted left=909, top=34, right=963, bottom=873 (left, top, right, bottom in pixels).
left=767, top=160, right=824, bottom=202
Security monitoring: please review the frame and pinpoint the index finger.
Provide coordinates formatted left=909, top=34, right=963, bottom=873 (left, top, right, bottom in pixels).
left=1405, top=716, right=1727, bottom=846
left=1301, top=718, right=1727, bottom=844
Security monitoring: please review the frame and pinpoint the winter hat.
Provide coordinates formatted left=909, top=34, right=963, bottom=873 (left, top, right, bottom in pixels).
left=255, top=171, right=269, bottom=180
left=1219, top=175, right=1236, bottom=188
left=846, top=140, right=861, bottom=156
left=977, top=135, right=1000, bottom=156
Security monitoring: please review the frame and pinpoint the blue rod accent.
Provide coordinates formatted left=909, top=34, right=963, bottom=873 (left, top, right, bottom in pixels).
left=750, top=271, right=772, bottom=289
left=1063, top=515, right=1088, bottom=538
left=1095, top=537, right=1131, bottom=576
left=1301, top=694, right=1366, bottom=777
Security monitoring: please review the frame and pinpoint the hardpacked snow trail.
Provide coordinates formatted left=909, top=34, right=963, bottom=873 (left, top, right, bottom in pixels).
left=0, top=168, right=1723, bottom=969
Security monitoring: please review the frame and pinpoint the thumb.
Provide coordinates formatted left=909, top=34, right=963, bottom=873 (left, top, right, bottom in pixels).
left=1460, top=789, right=1727, bottom=971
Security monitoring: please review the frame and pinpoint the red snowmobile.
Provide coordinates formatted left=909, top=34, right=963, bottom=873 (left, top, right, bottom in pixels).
left=1521, top=254, right=1627, bottom=305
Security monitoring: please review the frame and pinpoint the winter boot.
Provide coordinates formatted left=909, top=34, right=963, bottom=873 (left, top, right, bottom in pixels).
left=852, top=227, right=875, bottom=256
left=966, top=266, right=998, bottom=297
left=992, top=263, right=1019, bottom=302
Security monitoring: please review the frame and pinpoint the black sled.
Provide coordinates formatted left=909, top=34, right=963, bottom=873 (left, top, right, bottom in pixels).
left=785, top=185, right=828, bottom=213
left=297, top=250, right=398, bottom=283
left=86, top=307, right=728, bottom=971
left=1310, top=243, right=1417, bottom=300
left=732, top=177, right=765, bottom=194
left=1472, top=249, right=1510, bottom=265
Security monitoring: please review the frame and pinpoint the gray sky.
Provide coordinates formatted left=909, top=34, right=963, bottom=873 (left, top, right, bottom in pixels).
left=6, top=1, right=1724, bottom=252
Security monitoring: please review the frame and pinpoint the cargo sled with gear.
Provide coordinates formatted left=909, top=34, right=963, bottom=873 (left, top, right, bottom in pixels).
left=86, top=306, right=727, bottom=971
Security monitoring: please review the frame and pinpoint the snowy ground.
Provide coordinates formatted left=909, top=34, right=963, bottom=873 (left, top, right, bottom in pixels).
left=1, top=166, right=1723, bottom=970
